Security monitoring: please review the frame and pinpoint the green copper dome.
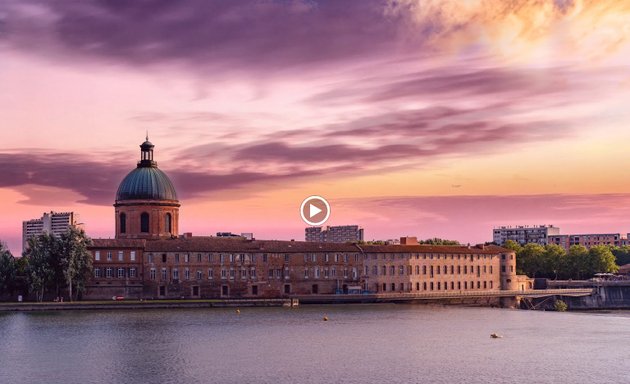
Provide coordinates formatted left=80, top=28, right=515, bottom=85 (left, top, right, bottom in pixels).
left=116, top=167, right=178, bottom=201
left=115, top=138, right=179, bottom=202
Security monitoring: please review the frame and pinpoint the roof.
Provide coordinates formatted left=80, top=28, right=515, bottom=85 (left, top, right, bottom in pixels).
left=91, top=239, right=146, bottom=249
left=90, top=236, right=510, bottom=255
left=116, top=166, right=178, bottom=201
left=360, top=244, right=510, bottom=255
left=144, top=237, right=360, bottom=253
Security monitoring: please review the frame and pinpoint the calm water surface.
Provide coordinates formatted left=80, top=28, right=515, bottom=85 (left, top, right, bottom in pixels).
left=1, top=305, right=629, bottom=384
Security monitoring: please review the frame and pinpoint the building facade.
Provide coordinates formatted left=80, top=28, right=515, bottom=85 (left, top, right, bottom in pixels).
left=305, top=225, right=364, bottom=243
left=84, top=139, right=517, bottom=300
left=493, top=225, right=560, bottom=246
left=548, top=233, right=623, bottom=251
left=22, top=211, right=81, bottom=250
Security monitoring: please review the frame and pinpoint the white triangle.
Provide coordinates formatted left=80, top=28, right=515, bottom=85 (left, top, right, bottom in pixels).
left=309, top=204, right=322, bottom=218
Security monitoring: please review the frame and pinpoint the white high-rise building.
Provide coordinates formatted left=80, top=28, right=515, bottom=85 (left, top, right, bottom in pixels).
left=22, top=211, right=81, bottom=250
left=492, top=225, right=559, bottom=246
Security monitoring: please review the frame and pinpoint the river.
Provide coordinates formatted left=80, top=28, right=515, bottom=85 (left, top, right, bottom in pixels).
left=1, top=305, right=628, bottom=384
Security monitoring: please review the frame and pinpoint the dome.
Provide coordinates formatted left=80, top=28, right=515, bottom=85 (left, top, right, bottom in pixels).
left=116, top=167, right=178, bottom=201
left=115, top=137, right=178, bottom=202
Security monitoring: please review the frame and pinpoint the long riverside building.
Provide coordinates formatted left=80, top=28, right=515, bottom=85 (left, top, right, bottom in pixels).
left=85, top=139, right=517, bottom=300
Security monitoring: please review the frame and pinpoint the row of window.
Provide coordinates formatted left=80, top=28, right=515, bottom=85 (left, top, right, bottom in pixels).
left=146, top=267, right=360, bottom=281
left=367, top=264, right=494, bottom=277
left=94, top=267, right=137, bottom=279
left=145, top=253, right=361, bottom=264
left=379, top=280, right=494, bottom=292
left=368, top=253, right=499, bottom=261
left=119, top=212, right=172, bottom=234
left=94, top=251, right=136, bottom=262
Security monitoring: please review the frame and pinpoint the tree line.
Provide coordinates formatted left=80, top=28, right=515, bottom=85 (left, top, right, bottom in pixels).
left=0, top=227, right=93, bottom=301
left=503, top=240, right=619, bottom=279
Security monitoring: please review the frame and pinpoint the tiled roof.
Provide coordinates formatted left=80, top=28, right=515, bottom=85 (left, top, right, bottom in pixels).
left=90, top=236, right=510, bottom=255
left=144, top=237, right=360, bottom=253
left=91, top=238, right=146, bottom=248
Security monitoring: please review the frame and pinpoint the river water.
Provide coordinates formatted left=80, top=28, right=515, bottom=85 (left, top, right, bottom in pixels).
left=1, top=305, right=628, bottom=384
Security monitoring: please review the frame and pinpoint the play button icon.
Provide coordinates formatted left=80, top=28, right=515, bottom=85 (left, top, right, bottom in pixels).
left=300, top=195, right=331, bottom=226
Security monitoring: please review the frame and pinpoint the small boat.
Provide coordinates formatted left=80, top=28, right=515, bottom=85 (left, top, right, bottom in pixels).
left=490, top=333, right=502, bottom=339
left=323, top=316, right=328, bottom=321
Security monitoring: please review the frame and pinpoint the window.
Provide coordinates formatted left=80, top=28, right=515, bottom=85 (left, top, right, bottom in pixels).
left=490, top=266, right=493, bottom=274
left=130, top=268, right=137, bottom=278
left=221, top=268, right=227, bottom=279
left=251, top=267, right=257, bottom=278
left=382, top=266, right=387, bottom=275
left=165, top=213, right=172, bottom=233
left=311, top=254, right=317, bottom=262
left=285, top=254, right=290, bottom=263
left=161, top=268, right=167, bottom=281
left=117, top=268, right=125, bottom=278
left=304, top=268, right=309, bottom=278
left=120, top=213, right=127, bottom=233
left=332, top=267, right=337, bottom=277
left=162, top=254, right=167, bottom=263
left=315, top=267, right=320, bottom=278
left=437, top=282, right=441, bottom=290
left=343, top=268, right=348, bottom=278
left=117, top=251, right=124, bottom=261
left=372, top=265, right=377, bottom=275
left=175, top=254, right=180, bottom=263
left=130, top=251, right=136, bottom=262
left=510, top=265, right=514, bottom=273
left=324, top=268, right=329, bottom=278
left=107, top=252, right=112, bottom=261
left=391, top=283, right=396, bottom=291
left=150, top=268, right=156, bottom=280
left=230, top=268, right=235, bottom=279
left=184, top=269, right=190, bottom=280
left=457, top=265, right=461, bottom=274
left=263, top=254, right=268, bottom=263
left=352, top=268, right=357, bottom=279
left=208, top=254, right=213, bottom=263
left=399, top=265, right=405, bottom=275
left=423, top=265, right=427, bottom=275
left=106, top=268, right=112, bottom=278
left=390, top=265, right=395, bottom=275
left=501, top=266, right=506, bottom=273
left=344, top=254, right=349, bottom=263
left=185, top=254, right=189, bottom=263
left=95, top=251, right=101, bottom=261
left=94, top=268, right=101, bottom=278
left=242, top=269, right=248, bottom=279
left=197, top=254, right=202, bottom=263
left=140, top=212, right=149, bottom=233
left=325, top=254, right=329, bottom=262
left=208, top=269, right=214, bottom=279
left=173, top=269, right=179, bottom=280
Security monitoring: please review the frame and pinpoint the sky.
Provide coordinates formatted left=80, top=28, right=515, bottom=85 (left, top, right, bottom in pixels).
left=2, top=0, right=630, bottom=254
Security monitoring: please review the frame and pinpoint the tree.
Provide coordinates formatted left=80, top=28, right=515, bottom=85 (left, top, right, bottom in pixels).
left=24, top=234, right=57, bottom=302
left=60, top=227, right=93, bottom=301
left=518, top=243, right=545, bottom=277
left=0, top=241, right=17, bottom=296
left=503, top=240, right=522, bottom=254
left=564, top=245, right=589, bottom=279
left=610, top=246, right=630, bottom=267
left=587, top=245, right=618, bottom=276
left=420, top=238, right=460, bottom=245
left=543, top=244, right=566, bottom=280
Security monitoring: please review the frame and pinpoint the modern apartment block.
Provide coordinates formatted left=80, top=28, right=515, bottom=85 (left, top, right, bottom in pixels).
left=305, top=225, right=364, bottom=243
left=548, top=233, right=623, bottom=251
left=492, top=225, right=560, bottom=246
left=22, top=211, right=81, bottom=249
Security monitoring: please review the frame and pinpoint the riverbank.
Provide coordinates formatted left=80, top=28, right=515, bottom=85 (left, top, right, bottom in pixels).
left=0, top=298, right=298, bottom=311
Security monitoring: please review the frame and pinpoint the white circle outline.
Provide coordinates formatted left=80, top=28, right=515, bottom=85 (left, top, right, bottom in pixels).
left=300, top=195, right=331, bottom=226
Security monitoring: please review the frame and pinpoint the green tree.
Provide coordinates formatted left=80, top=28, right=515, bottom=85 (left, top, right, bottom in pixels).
left=587, top=245, right=618, bottom=276
left=60, top=227, right=93, bottom=301
left=502, top=240, right=522, bottom=254
left=610, top=246, right=630, bottom=267
left=24, top=234, right=57, bottom=302
left=420, top=238, right=460, bottom=245
left=0, top=241, right=17, bottom=296
left=543, top=244, right=566, bottom=280
left=564, top=245, right=589, bottom=279
left=518, top=243, right=545, bottom=277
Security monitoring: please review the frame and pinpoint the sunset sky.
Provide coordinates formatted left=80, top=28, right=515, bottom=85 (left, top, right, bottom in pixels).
left=2, top=0, right=630, bottom=254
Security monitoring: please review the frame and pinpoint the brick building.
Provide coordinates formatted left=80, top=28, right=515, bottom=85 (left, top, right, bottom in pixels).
left=85, top=139, right=517, bottom=300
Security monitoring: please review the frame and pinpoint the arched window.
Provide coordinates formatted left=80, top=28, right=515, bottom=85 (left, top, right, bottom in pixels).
left=165, top=213, right=172, bottom=233
left=140, top=212, right=149, bottom=233
left=120, top=213, right=127, bottom=233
